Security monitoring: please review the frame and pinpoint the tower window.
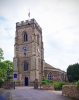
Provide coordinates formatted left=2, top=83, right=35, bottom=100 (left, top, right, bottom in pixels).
left=37, top=34, right=39, bottom=45
left=48, top=72, right=53, bottom=80
left=24, top=61, right=28, bottom=71
left=24, top=33, right=28, bottom=41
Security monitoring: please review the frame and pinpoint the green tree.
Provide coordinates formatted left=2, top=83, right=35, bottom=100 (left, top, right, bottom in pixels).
left=0, top=48, right=4, bottom=61
left=0, top=60, right=13, bottom=81
left=0, top=61, right=8, bottom=77
left=3, top=60, right=13, bottom=76
left=67, top=63, right=79, bottom=82
left=0, top=68, right=3, bottom=77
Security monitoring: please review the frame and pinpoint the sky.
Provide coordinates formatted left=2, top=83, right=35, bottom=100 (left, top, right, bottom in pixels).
left=0, top=0, right=79, bottom=72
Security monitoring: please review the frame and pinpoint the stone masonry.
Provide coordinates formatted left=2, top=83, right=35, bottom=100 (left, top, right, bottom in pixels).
left=13, top=19, right=44, bottom=86
left=62, top=85, right=79, bottom=99
left=13, top=18, right=67, bottom=86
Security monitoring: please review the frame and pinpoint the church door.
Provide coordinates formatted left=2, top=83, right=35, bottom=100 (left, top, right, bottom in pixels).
left=25, top=77, right=28, bottom=86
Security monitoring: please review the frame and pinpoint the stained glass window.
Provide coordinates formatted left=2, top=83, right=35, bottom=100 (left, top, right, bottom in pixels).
left=48, top=72, right=53, bottom=80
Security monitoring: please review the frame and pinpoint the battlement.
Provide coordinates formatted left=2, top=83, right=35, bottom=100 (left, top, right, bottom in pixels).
left=16, top=18, right=42, bottom=32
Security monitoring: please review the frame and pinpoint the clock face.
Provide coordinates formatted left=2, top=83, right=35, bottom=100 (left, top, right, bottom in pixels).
left=23, top=47, right=27, bottom=51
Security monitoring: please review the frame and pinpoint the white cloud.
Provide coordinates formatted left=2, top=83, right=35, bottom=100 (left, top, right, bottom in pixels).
left=0, top=0, right=79, bottom=71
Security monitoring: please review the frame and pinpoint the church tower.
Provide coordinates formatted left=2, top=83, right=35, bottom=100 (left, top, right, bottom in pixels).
left=13, top=19, right=44, bottom=86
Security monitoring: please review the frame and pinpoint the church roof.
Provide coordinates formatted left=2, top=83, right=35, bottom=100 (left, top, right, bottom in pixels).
left=44, top=62, right=56, bottom=69
left=44, top=62, right=66, bottom=73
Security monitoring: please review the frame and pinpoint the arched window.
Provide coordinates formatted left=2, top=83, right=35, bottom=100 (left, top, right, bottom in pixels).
left=24, top=32, right=28, bottom=41
left=48, top=72, right=53, bottom=80
left=24, top=61, right=28, bottom=71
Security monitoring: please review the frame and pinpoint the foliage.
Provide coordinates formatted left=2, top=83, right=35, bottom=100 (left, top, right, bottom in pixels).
left=0, top=68, right=3, bottom=77
left=0, top=60, right=13, bottom=81
left=3, top=60, right=13, bottom=76
left=41, top=76, right=53, bottom=85
left=0, top=48, right=4, bottom=62
left=0, top=78, right=3, bottom=88
left=0, top=48, right=13, bottom=82
left=41, top=76, right=48, bottom=85
left=48, top=80, right=53, bottom=84
left=42, top=81, right=48, bottom=85
left=67, top=63, right=79, bottom=82
left=53, top=81, right=65, bottom=90
left=0, top=62, right=8, bottom=77
left=41, top=76, right=65, bottom=90
left=76, top=80, right=79, bottom=87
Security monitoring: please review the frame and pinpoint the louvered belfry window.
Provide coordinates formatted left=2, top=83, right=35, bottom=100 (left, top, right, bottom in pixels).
left=24, top=33, right=28, bottom=41
left=24, top=61, right=28, bottom=71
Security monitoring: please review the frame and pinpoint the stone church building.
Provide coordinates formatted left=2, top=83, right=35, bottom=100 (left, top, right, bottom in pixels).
left=13, top=18, right=66, bottom=86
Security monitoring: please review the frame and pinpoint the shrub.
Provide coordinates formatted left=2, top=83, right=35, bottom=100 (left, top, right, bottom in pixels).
left=0, top=78, right=3, bottom=88
left=76, top=80, right=79, bottom=87
left=53, top=81, right=65, bottom=90
left=41, top=76, right=65, bottom=90
left=59, top=82, right=65, bottom=89
left=53, top=82, right=59, bottom=90
left=48, top=80, right=53, bottom=84
left=41, top=76, right=53, bottom=85
left=41, top=76, right=66, bottom=89
left=41, top=81, right=48, bottom=85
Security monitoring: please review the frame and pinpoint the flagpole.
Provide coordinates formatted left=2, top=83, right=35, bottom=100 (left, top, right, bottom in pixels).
left=28, top=9, right=30, bottom=21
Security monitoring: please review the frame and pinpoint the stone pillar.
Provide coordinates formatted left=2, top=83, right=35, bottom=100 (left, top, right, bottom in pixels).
left=34, top=79, right=38, bottom=89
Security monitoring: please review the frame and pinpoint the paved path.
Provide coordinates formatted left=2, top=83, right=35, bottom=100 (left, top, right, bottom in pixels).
left=0, top=89, right=10, bottom=100
left=11, top=87, right=74, bottom=100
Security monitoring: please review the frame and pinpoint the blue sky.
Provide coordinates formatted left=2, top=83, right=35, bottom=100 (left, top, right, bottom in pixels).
left=0, top=0, right=79, bottom=71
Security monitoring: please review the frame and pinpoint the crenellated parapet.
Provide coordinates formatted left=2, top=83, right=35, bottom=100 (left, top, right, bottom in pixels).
left=16, top=18, right=42, bottom=33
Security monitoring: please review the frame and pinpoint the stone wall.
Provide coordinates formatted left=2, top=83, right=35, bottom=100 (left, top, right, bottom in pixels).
left=62, top=85, right=79, bottom=99
left=42, top=84, right=54, bottom=90
left=2, top=82, right=15, bottom=89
